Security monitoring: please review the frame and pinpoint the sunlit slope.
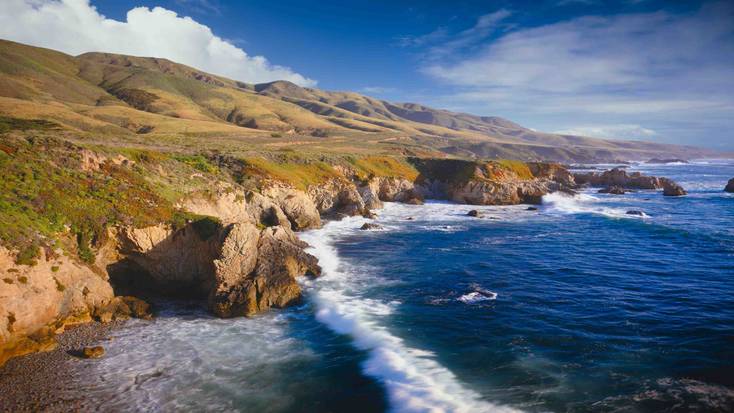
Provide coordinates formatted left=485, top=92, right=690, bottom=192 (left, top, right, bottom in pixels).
left=0, top=39, right=721, bottom=161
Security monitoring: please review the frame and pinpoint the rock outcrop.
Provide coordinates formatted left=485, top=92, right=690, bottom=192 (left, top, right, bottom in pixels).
left=0, top=246, right=114, bottom=366
left=725, top=178, right=734, bottom=193
left=574, top=168, right=661, bottom=189
left=261, top=186, right=321, bottom=230
left=662, top=179, right=687, bottom=196
left=598, top=186, right=626, bottom=195
left=209, top=224, right=320, bottom=317
left=574, top=168, right=686, bottom=196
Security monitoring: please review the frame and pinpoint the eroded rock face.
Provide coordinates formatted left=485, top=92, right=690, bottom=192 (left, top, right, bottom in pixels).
left=111, top=224, right=221, bottom=296
left=308, top=179, right=367, bottom=217
left=0, top=246, right=114, bottom=365
left=209, top=224, right=320, bottom=317
left=725, top=178, right=734, bottom=193
left=574, top=168, right=661, bottom=190
left=448, top=180, right=550, bottom=205
left=527, top=162, right=576, bottom=187
left=262, top=186, right=321, bottom=230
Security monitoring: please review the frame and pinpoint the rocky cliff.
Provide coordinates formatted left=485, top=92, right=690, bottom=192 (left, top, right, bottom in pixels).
left=0, top=143, right=576, bottom=365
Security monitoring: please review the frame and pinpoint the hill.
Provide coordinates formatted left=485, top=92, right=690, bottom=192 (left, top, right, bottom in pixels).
left=0, top=38, right=723, bottom=162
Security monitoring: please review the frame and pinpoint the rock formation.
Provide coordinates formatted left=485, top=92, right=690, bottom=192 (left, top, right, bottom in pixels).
left=598, top=186, right=626, bottom=195
left=662, top=179, right=687, bottom=196
left=725, top=178, right=734, bottom=193
left=574, top=168, right=661, bottom=189
left=1, top=154, right=579, bottom=365
left=574, top=168, right=686, bottom=196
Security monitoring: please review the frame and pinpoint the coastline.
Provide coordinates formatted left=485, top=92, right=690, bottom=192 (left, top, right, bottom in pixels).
left=0, top=321, right=123, bottom=412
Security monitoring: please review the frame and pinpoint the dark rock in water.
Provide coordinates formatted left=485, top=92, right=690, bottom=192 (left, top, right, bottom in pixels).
left=406, top=217, right=415, bottom=221
left=363, top=210, right=377, bottom=219
left=526, top=207, right=538, bottom=211
left=725, top=178, right=734, bottom=193
left=598, top=186, right=626, bottom=195
left=79, top=346, right=105, bottom=359
left=662, top=179, right=687, bottom=196
left=360, top=223, right=382, bottom=230
left=467, top=210, right=483, bottom=218
left=626, top=210, right=645, bottom=216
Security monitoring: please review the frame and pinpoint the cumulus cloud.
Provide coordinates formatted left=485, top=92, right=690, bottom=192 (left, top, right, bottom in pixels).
left=554, top=124, right=657, bottom=140
left=0, top=0, right=315, bottom=86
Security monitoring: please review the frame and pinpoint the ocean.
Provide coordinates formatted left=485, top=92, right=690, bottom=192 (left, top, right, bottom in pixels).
left=75, top=160, right=734, bottom=412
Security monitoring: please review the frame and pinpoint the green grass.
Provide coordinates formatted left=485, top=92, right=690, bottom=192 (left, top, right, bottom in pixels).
left=349, top=156, right=419, bottom=182
left=0, top=136, right=177, bottom=263
left=241, top=156, right=341, bottom=190
left=495, top=160, right=534, bottom=180
left=0, top=116, right=60, bottom=134
left=172, top=154, right=219, bottom=174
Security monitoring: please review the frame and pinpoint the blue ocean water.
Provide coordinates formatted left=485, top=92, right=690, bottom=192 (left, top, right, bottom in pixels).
left=79, top=161, right=734, bottom=412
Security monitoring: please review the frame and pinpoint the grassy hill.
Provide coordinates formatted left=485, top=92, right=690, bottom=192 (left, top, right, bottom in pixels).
left=0, top=38, right=723, bottom=162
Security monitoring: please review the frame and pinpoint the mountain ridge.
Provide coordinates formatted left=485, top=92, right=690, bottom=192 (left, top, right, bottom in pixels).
left=0, top=38, right=724, bottom=162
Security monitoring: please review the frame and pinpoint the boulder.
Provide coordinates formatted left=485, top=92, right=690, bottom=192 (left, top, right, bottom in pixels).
left=598, top=186, right=626, bottom=195
left=79, top=346, right=105, bottom=359
left=467, top=210, right=483, bottom=218
left=363, top=210, right=378, bottom=219
left=662, top=179, right=687, bottom=196
left=725, top=178, right=734, bottom=193
left=526, top=207, right=538, bottom=211
left=92, top=296, right=153, bottom=323
left=360, top=223, right=383, bottom=230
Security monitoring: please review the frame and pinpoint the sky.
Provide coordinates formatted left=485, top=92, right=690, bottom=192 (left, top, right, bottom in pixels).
left=1, top=0, right=733, bottom=150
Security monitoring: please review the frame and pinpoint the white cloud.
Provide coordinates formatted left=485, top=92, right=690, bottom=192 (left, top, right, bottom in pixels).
left=415, top=2, right=734, bottom=149
left=397, top=10, right=512, bottom=60
left=361, top=86, right=397, bottom=94
left=0, top=0, right=315, bottom=86
left=554, top=124, right=657, bottom=140
left=422, top=3, right=734, bottom=115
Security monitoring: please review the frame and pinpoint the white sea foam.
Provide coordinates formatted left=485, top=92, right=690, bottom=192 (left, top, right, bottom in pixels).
left=300, top=214, right=520, bottom=413
left=542, top=192, right=645, bottom=219
left=458, top=291, right=497, bottom=304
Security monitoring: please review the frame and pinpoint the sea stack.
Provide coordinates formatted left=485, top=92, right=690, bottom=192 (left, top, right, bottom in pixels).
left=662, top=179, right=687, bottom=196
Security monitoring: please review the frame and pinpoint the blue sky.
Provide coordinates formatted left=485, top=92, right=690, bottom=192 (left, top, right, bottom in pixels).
left=2, top=0, right=733, bottom=150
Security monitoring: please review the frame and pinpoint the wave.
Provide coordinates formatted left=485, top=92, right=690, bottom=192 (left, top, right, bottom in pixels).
left=458, top=285, right=498, bottom=304
left=542, top=192, right=643, bottom=219
left=458, top=291, right=497, bottom=304
left=300, top=217, right=519, bottom=413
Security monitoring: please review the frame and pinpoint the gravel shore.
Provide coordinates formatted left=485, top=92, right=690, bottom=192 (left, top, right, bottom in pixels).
left=0, top=321, right=123, bottom=412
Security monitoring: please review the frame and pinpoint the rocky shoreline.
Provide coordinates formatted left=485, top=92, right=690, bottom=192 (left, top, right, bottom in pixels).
left=0, top=320, right=124, bottom=412
left=1, top=153, right=691, bottom=373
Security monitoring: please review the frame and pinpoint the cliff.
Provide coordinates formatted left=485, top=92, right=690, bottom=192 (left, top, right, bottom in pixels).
left=0, top=135, right=575, bottom=365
